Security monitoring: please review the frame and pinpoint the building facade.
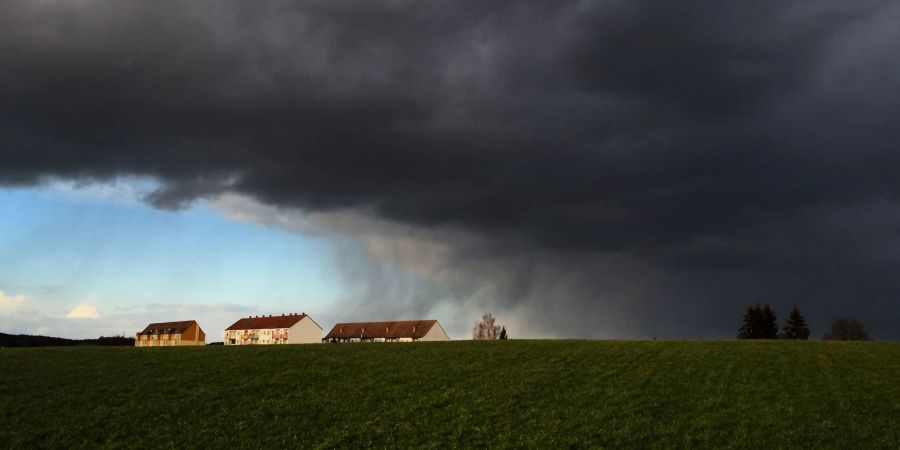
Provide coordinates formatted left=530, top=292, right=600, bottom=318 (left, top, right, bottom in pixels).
left=323, top=320, right=450, bottom=343
left=224, top=313, right=322, bottom=345
left=135, top=320, right=206, bottom=347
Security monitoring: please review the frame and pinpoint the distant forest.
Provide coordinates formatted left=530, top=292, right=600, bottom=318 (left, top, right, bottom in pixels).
left=0, top=332, right=134, bottom=347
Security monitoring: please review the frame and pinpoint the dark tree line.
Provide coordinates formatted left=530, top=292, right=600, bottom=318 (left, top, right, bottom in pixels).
left=0, top=332, right=135, bottom=347
left=96, top=335, right=137, bottom=346
left=737, top=305, right=870, bottom=340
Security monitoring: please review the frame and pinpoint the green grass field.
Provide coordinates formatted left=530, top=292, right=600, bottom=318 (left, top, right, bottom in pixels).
left=2, top=340, right=899, bottom=449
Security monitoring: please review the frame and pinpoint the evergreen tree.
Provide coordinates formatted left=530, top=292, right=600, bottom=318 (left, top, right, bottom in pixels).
left=781, top=306, right=810, bottom=340
left=737, top=304, right=779, bottom=339
left=760, top=304, right=779, bottom=339
left=737, top=304, right=759, bottom=339
left=499, top=326, right=508, bottom=340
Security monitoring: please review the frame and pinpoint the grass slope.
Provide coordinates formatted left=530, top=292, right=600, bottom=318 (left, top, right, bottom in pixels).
left=1, top=340, right=899, bottom=448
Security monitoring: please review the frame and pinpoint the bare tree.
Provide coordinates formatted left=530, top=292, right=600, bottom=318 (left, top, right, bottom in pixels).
left=473, top=313, right=501, bottom=340
left=823, top=318, right=870, bottom=341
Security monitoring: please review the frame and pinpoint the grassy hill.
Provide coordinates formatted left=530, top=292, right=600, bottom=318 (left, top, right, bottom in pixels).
left=1, top=340, right=898, bottom=448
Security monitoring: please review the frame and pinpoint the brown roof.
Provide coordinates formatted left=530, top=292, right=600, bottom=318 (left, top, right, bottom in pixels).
left=225, top=313, right=308, bottom=331
left=138, top=320, right=198, bottom=335
left=324, top=320, right=439, bottom=340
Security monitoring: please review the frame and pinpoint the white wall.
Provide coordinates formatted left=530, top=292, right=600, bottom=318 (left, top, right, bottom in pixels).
left=420, top=322, right=450, bottom=341
left=224, top=328, right=285, bottom=345
left=288, top=316, right=323, bottom=344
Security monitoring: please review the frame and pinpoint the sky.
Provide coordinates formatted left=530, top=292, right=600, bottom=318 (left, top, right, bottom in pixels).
left=1, top=0, right=900, bottom=340
left=0, top=181, right=347, bottom=338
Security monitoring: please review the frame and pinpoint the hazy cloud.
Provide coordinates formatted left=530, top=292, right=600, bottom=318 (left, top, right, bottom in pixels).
left=65, top=304, right=101, bottom=319
left=0, top=290, right=28, bottom=315
left=2, top=295, right=263, bottom=340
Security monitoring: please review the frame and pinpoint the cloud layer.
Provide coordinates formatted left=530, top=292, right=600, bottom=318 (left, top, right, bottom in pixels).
left=65, top=304, right=101, bottom=319
left=0, top=289, right=264, bottom=340
left=2, top=1, right=900, bottom=338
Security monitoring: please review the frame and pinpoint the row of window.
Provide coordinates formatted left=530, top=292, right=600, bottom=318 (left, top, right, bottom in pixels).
left=224, top=337, right=288, bottom=345
left=226, top=329, right=288, bottom=335
left=137, top=334, right=182, bottom=340
left=136, top=340, right=179, bottom=346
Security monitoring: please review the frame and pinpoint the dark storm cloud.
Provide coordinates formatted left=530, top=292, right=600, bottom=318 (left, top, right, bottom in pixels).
left=2, top=0, right=900, bottom=337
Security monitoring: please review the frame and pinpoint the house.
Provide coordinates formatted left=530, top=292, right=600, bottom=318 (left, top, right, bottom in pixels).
left=323, top=320, right=450, bottom=343
left=224, top=313, right=322, bottom=345
left=135, top=320, right=205, bottom=347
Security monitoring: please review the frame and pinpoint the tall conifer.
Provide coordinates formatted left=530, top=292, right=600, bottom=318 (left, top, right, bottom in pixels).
left=781, top=306, right=811, bottom=340
left=760, top=304, right=779, bottom=339
left=737, top=304, right=760, bottom=339
left=737, top=304, right=779, bottom=339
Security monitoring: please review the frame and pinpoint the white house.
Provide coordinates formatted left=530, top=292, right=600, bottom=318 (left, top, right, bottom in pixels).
left=323, top=320, right=450, bottom=343
left=224, top=313, right=322, bottom=345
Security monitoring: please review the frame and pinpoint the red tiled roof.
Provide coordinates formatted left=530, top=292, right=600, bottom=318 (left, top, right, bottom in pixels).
left=324, top=320, right=438, bottom=340
left=225, top=314, right=307, bottom=331
left=138, top=320, right=198, bottom=335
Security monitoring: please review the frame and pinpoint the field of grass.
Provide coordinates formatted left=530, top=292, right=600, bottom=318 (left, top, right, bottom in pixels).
left=2, top=340, right=899, bottom=448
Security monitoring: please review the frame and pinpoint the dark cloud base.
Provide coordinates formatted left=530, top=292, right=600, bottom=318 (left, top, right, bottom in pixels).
left=2, top=0, right=900, bottom=338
